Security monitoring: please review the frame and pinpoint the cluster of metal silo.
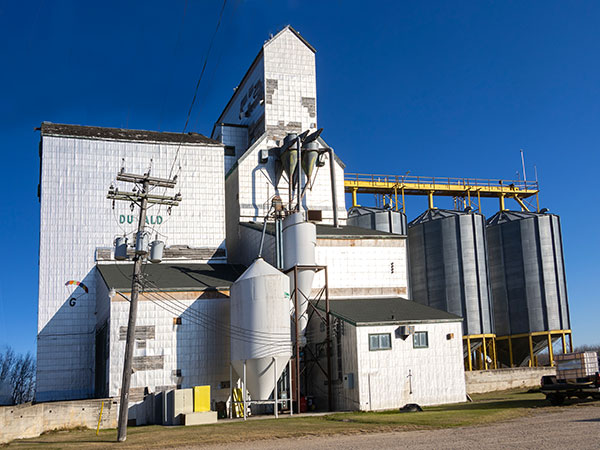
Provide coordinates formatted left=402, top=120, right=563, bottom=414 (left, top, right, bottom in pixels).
left=405, top=206, right=571, bottom=369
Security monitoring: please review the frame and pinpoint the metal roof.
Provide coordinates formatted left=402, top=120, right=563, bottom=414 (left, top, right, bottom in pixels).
left=486, top=210, right=557, bottom=226
left=314, top=297, right=462, bottom=326
left=213, top=25, right=315, bottom=131
left=240, top=221, right=405, bottom=239
left=97, top=263, right=245, bottom=292
left=348, top=206, right=406, bottom=217
left=265, top=25, right=316, bottom=54
left=40, top=122, right=221, bottom=146
left=409, top=208, right=482, bottom=227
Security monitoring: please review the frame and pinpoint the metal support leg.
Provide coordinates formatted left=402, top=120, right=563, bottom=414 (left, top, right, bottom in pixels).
left=561, top=333, right=567, bottom=354
left=293, top=267, right=301, bottom=414
left=509, top=337, right=514, bottom=368
left=529, top=335, right=534, bottom=367
left=288, top=359, right=293, bottom=416
left=467, top=337, right=472, bottom=371
left=402, top=188, right=405, bottom=214
left=229, top=364, right=233, bottom=419
left=548, top=333, right=554, bottom=367
left=482, top=336, right=488, bottom=370
left=569, top=333, right=573, bottom=352
left=325, top=267, right=333, bottom=412
left=274, top=357, right=278, bottom=418
left=243, top=360, right=247, bottom=421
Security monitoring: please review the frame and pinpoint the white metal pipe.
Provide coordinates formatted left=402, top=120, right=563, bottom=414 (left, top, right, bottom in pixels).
left=328, top=148, right=339, bottom=227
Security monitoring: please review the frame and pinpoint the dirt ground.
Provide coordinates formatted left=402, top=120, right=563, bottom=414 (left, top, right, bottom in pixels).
left=197, top=403, right=600, bottom=450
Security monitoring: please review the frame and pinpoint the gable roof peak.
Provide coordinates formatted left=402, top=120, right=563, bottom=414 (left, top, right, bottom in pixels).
left=264, top=25, right=316, bottom=54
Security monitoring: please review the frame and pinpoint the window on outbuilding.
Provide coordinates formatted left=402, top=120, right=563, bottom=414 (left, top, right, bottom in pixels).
left=413, top=331, right=429, bottom=348
left=369, top=333, right=391, bottom=351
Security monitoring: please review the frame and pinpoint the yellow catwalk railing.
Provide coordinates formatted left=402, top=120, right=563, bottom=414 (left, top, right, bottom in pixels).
left=344, top=173, right=540, bottom=212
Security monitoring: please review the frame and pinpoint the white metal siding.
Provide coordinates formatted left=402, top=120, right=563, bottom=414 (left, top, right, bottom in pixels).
left=314, top=239, right=408, bottom=298
left=108, top=297, right=232, bottom=403
left=37, top=135, right=226, bottom=401
left=355, top=322, right=466, bottom=410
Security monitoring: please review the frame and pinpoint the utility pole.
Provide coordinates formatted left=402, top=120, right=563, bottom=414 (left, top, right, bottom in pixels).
left=107, top=169, right=181, bottom=442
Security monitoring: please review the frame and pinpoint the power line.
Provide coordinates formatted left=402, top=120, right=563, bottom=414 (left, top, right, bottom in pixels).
left=111, top=259, right=327, bottom=344
left=108, top=170, right=181, bottom=442
left=168, top=0, right=228, bottom=179
left=191, top=0, right=243, bottom=132
left=157, top=0, right=190, bottom=132
left=140, top=277, right=332, bottom=344
left=142, top=275, right=299, bottom=339
left=141, top=280, right=290, bottom=342
left=151, top=0, right=229, bottom=229
left=142, top=290, right=291, bottom=351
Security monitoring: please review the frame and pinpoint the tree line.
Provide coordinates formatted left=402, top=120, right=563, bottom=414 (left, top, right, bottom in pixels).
left=0, top=346, right=35, bottom=405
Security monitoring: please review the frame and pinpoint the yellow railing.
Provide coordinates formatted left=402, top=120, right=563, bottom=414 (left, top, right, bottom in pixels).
left=344, top=173, right=540, bottom=211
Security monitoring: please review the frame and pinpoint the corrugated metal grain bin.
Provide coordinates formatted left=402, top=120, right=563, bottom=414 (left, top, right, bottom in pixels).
left=347, top=206, right=407, bottom=235
left=408, top=209, right=494, bottom=336
left=486, top=210, right=571, bottom=337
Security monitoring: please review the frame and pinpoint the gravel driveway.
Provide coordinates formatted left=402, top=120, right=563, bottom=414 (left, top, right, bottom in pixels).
left=199, top=403, right=600, bottom=450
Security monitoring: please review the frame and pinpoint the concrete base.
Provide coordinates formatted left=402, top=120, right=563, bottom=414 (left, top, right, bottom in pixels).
left=465, top=367, right=556, bottom=394
left=184, top=411, right=218, bottom=426
left=0, top=398, right=118, bottom=444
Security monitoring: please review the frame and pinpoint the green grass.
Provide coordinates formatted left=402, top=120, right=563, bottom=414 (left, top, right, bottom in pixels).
left=4, top=389, right=596, bottom=449
left=325, top=389, right=545, bottom=429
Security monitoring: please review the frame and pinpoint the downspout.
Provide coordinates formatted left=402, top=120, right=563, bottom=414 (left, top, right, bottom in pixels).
left=328, top=148, right=339, bottom=227
left=297, top=136, right=302, bottom=212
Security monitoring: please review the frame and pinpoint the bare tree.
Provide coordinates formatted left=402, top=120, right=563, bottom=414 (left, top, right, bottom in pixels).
left=0, top=347, right=15, bottom=381
left=0, top=347, right=36, bottom=404
left=575, top=344, right=600, bottom=354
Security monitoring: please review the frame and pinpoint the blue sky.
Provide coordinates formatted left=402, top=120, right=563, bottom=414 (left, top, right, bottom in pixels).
left=1, top=1, right=599, bottom=355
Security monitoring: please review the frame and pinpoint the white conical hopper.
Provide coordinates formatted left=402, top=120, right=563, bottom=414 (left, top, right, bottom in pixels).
left=282, top=212, right=317, bottom=340
left=230, top=258, right=292, bottom=400
left=280, top=133, right=298, bottom=186
left=301, top=141, right=319, bottom=180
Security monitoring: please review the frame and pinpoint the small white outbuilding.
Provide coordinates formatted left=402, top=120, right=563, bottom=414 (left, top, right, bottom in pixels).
left=307, top=297, right=466, bottom=411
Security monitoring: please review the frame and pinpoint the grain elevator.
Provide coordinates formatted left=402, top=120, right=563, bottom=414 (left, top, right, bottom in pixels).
left=35, top=25, right=571, bottom=420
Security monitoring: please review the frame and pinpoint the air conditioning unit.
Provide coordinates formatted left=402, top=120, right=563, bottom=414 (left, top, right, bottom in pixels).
left=395, top=325, right=415, bottom=339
